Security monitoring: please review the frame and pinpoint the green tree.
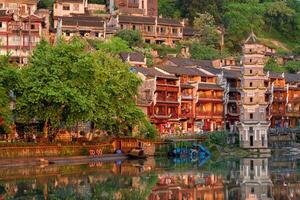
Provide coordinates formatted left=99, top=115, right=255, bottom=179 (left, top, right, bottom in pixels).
left=38, top=0, right=54, bottom=9
left=115, top=30, right=143, bottom=47
left=285, top=60, right=300, bottom=73
left=190, top=43, right=220, bottom=60
left=16, top=38, right=151, bottom=137
left=265, top=57, right=286, bottom=73
left=96, top=37, right=131, bottom=54
left=223, top=2, right=265, bottom=51
left=193, top=12, right=220, bottom=47
left=158, top=0, right=181, bottom=18
left=264, top=1, right=295, bottom=34
left=0, top=56, right=17, bottom=133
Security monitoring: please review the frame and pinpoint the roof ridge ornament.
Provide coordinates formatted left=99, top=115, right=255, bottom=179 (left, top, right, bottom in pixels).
left=245, top=31, right=257, bottom=44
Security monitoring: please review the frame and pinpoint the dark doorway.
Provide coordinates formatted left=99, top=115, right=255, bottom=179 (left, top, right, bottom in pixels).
left=262, top=135, right=265, bottom=146
left=250, top=135, right=254, bottom=146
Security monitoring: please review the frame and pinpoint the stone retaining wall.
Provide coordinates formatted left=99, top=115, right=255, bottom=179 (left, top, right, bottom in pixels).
left=0, top=143, right=114, bottom=158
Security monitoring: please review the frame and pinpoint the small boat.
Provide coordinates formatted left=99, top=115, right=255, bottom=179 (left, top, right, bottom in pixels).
left=128, top=148, right=147, bottom=159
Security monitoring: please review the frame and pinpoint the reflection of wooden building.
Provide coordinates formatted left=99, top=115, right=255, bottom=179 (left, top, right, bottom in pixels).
left=240, top=158, right=273, bottom=200
left=149, top=173, right=224, bottom=200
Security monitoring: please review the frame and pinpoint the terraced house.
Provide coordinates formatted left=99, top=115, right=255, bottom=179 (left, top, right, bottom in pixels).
left=116, top=15, right=184, bottom=45
left=53, top=0, right=107, bottom=39
left=133, top=67, right=181, bottom=135
left=0, top=0, right=51, bottom=64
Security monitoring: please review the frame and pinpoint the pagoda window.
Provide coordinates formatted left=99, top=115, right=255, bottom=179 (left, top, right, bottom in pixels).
left=249, top=49, right=252, bottom=53
left=250, top=113, right=253, bottom=119
left=250, top=59, right=252, bottom=63
left=132, top=25, right=136, bottom=30
left=250, top=69, right=252, bottom=74
left=120, top=24, right=124, bottom=29
left=250, top=97, right=253, bottom=103
left=250, top=82, right=253, bottom=87
left=63, top=4, right=70, bottom=10
left=249, top=127, right=254, bottom=133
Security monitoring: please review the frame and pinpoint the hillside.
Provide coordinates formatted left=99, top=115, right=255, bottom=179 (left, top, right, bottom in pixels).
left=159, top=0, right=300, bottom=53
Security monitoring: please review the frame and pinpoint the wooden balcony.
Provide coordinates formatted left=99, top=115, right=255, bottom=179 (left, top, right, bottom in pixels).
left=273, top=96, right=286, bottom=102
left=196, top=111, right=223, bottom=118
left=181, top=94, right=194, bottom=100
left=197, top=95, right=223, bottom=102
left=156, top=96, right=178, bottom=103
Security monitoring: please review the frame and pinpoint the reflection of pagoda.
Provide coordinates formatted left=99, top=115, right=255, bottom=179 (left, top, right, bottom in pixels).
left=149, top=172, right=224, bottom=200
left=239, top=158, right=273, bottom=200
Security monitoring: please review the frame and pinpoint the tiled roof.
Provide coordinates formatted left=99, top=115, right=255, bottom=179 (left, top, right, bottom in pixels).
left=61, top=16, right=104, bottom=28
left=157, top=65, right=213, bottom=77
left=284, top=73, right=300, bottom=83
left=3, top=0, right=37, bottom=4
left=56, top=0, right=83, bottom=3
left=198, top=83, right=223, bottom=90
left=181, top=83, right=194, bottom=89
left=119, top=15, right=155, bottom=25
left=168, top=57, right=214, bottom=68
left=0, top=10, right=8, bottom=16
left=132, top=67, right=177, bottom=79
left=223, top=69, right=241, bottom=79
left=157, top=18, right=182, bottom=26
left=199, top=66, right=222, bottom=75
left=120, top=52, right=145, bottom=63
left=269, top=71, right=284, bottom=79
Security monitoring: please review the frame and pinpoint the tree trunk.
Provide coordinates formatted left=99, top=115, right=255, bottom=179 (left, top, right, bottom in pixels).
left=43, top=120, right=49, bottom=139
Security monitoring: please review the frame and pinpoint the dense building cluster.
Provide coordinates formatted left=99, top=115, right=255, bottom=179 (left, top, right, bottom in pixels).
left=0, top=1, right=299, bottom=144
left=126, top=34, right=300, bottom=139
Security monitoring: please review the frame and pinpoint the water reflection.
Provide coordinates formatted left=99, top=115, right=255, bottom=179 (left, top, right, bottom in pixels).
left=0, top=154, right=299, bottom=199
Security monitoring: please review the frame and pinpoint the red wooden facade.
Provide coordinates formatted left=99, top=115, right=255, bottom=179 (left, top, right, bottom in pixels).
left=0, top=10, right=43, bottom=64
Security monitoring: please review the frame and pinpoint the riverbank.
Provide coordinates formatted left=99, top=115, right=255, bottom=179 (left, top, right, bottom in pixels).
left=0, top=154, right=127, bottom=168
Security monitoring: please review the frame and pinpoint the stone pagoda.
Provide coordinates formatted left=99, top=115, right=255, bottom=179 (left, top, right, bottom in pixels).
left=238, top=33, right=270, bottom=150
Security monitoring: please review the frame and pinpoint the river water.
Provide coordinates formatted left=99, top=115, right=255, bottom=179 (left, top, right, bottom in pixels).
left=0, top=152, right=299, bottom=200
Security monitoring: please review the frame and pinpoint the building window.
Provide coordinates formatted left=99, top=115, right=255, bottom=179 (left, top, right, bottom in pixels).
left=73, top=4, right=79, bottom=11
left=132, top=25, right=136, bottom=30
left=250, top=69, right=252, bottom=74
left=120, top=24, right=124, bottom=29
left=63, top=5, right=70, bottom=10
left=250, top=82, right=253, bottom=87
left=250, top=160, right=254, bottom=170
left=250, top=97, right=253, bottom=102
left=249, top=127, right=254, bottom=133
left=250, top=59, right=252, bottom=63
left=249, top=49, right=252, bottom=53
left=31, top=24, right=35, bottom=29
left=250, top=113, right=253, bottom=119
left=0, top=22, right=2, bottom=28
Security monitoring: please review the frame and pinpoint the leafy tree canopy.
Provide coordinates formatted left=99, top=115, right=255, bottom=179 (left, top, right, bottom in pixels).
left=115, top=29, right=143, bottom=47
left=16, top=38, right=152, bottom=136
